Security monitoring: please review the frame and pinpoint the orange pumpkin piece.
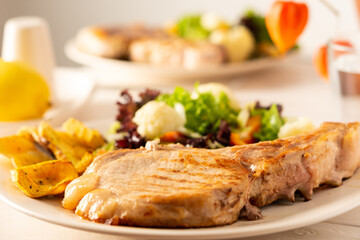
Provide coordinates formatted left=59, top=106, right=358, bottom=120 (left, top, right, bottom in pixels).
left=265, top=1, right=308, bottom=54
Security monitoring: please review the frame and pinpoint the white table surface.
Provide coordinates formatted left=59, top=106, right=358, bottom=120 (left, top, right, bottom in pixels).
left=1, top=59, right=360, bottom=240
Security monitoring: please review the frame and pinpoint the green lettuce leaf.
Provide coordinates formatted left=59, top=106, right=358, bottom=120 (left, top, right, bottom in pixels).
left=251, top=104, right=284, bottom=141
left=157, top=87, right=239, bottom=135
left=176, top=15, right=210, bottom=41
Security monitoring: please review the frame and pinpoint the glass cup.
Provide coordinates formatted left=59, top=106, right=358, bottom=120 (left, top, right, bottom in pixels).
left=328, top=33, right=360, bottom=122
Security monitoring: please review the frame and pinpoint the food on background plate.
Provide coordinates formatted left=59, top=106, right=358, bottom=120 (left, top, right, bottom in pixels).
left=63, top=122, right=360, bottom=227
left=110, top=83, right=315, bottom=150
left=129, top=37, right=227, bottom=69
left=209, top=25, right=255, bottom=62
left=0, top=118, right=105, bottom=197
left=75, top=24, right=168, bottom=59
left=240, top=10, right=278, bottom=57
left=0, top=59, right=50, bottom=121
left=74, top=3, right=307, bottom=68
left=172, top=14, right=256, bottom=62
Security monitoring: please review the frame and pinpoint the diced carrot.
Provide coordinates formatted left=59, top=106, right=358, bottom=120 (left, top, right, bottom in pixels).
left=160, top=131, right=186, bottom=143
left=230, top=132, right=246, bottom=145
left=247, top=115, right=261, bottom=132
left=231, top=115, right=262, bottom=145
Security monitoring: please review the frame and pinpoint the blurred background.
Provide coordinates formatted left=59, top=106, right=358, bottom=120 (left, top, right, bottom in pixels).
left=0, top=0, right=359, bottom=67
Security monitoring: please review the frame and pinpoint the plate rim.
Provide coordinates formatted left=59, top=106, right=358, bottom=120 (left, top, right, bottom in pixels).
left=64, top=40, right=298, bottom=79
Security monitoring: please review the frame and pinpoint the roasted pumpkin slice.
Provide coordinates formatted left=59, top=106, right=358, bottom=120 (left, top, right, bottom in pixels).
left=62, top=118, right=105, bottom=149
left=37, top=121, right=93, bottom=174
left=0, top=135, right=51, bottom=168
left=10, top=160, right=78, bottom=198
left=76, top=152, right=96, bottom=174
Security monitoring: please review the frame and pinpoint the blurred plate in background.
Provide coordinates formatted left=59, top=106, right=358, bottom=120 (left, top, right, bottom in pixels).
left=65, top=40, right=298, bottom=87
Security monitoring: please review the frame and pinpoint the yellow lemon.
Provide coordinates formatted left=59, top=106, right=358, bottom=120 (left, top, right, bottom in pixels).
left=0, top=60, right=50, bottom=121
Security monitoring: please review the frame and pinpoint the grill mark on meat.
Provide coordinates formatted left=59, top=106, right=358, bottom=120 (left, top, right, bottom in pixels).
left=155, top=167, right=244, bottom=180
left=63, top=122, right=360, bottom=228
left=134, top=173, right=235, bottom=190
left=148, top=174, right=220, bottom=186
left=182, top=155, right=247, bottom=174
left=146, top=176, right=214, bottom=188
left=123, top=176, right=217, bottom=189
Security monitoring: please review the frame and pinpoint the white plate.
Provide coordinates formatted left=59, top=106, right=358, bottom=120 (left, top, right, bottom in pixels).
left=0, top=67, right=95, bottom=137
left=64, top=40, right=298, bottom=87
left=0, top=118, right=360, bottom=239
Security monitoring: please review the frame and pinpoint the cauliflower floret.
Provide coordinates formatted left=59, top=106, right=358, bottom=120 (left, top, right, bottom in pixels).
left=278, top=117, right=315, bottom=139
left=133, top=101, right=185, bottom=139
left=209, top=25, right=255, bottom=62
left=193, top=82, right=239, bottom=109
left=200, top=13, right=229, bottom=31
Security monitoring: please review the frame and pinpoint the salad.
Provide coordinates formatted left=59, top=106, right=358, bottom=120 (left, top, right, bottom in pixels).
left=108, top=83, right=314, bottom=150
left=165, top=9, right=284, bottom=63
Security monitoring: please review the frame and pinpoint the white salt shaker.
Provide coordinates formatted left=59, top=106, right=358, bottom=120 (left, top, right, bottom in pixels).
left=1, top=16, right=56, bottom=99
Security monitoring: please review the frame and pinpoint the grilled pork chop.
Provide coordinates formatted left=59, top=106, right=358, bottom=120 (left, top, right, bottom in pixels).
left=129, top=37, right=226, bottom=69
left=220, top=122, right=360, bottom=207
left=63, top=144, right=253, bottom=227
left=75, top=25, right=226, bottom=68
left=63, top=122, right=360, bottom=227
left=75, top=25, right=168, bottom=58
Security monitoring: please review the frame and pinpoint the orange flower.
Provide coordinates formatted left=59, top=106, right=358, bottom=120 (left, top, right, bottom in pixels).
left=313, top=45, right=328, bottom=80
left=265, top=1, right=308, bottom=54
left=313, top=40, right=353, bottom=81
